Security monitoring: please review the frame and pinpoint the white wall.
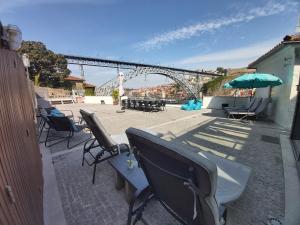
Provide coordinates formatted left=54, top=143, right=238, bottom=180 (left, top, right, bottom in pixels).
left=202, top=96, right=249, bottom=109
left=254, top=45, right=299, bottom=130
left=84, top=96, right=113, bottom=104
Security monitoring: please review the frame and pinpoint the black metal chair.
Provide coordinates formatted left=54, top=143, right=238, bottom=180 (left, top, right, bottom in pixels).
left=121, top=99, right=127, bottom=109
left=45, top=115, right=90, bottom=149
left=151, top=100, right=160, bottom=112
left=125, top=128, right=251, bottom=225
left=80, top=109, right=130, bottom=184
left=38, top=107, right=76, bottom=138
left=160, top=100, right=166, bottom=111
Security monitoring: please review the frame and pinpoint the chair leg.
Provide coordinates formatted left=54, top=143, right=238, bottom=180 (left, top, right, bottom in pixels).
left=45, top=128, right=51, bottom=147
left=67, top=131, right=92, bottom=149
left=38, top=121, right=45, bottom=141
left=127, top=200, right=135, bottom=225
left=130, top=190, right=153, bottom=225
left=92, top=161, right=97, bottom=184
left=67, top=131, right=74, bottom=149
left=82, top=150, right=85, bottom=166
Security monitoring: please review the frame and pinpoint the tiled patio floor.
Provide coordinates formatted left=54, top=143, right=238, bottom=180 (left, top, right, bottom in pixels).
left=44, top=104, right=285, bottom=225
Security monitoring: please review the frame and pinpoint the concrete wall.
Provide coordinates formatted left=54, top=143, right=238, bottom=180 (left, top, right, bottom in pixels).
left=84, top=96, right=113, bottom=104
left=35, top=86, right=72, bottom=99
left=202, top=96, right=249, bottom=109
left=254, top=45, right=299, bottom=130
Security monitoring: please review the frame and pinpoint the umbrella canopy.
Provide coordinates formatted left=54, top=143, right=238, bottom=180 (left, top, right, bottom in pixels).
left=228, top=73, right=283, bottom=89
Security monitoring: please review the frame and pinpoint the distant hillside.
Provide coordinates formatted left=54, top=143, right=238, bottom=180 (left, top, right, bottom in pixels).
left=202, top=68, right=255, bottom=96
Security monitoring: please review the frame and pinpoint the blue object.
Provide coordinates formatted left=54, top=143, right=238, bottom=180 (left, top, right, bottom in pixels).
left=181, top=99, right=202, bottom=111
left=50, top=108, right=65, bottom=117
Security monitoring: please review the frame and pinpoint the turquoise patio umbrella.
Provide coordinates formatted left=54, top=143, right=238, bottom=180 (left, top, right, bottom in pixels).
left=228, top=73, right=283, bottom=89
left=228, top=73, right=283, bottom=99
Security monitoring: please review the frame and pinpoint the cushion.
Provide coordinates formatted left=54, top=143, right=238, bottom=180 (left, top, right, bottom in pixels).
left=50, top=108, right=65, bottom=117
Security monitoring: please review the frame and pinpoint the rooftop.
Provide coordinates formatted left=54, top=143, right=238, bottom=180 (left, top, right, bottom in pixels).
left=64, top=75, right=84, bottom=81
left=41, top=103, right=288, bottom=225
left=249, top=34, right=300, bottom=68
left=84, top=82, right=96, bottom=88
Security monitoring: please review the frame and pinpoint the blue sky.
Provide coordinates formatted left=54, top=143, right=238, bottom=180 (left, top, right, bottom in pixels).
left=1, top=0, right=299, bottom=88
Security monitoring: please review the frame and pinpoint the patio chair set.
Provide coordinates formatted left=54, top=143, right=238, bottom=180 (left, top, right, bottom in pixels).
left=79, top=109, right=252, bottom=225
left=122, top=99, right=166, bottom=112
left=223, top=97, right=270, bottom=120
left=37, top=107, right=91, bottom=149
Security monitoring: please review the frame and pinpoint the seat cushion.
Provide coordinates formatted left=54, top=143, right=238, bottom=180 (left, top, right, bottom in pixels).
left=50, top=108, right=65, bottom=117
left=198, top=152, right=251, bottom=205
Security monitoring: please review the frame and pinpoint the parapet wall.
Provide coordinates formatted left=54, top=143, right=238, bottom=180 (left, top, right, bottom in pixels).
left=202, top=96, right=250, bottom=109
left=84, top=96, right=114, bottom=104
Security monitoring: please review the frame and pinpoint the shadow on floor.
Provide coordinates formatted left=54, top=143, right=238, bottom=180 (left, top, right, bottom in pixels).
left=166, top=117, right=284, bottom=225
left=50, top=115, right=284, bottom=225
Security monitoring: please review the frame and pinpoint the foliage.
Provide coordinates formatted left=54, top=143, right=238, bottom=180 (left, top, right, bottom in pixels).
left=202, top=68, right=255, bottom=96
left=18, top=41, right=70, bottom=88
left=85, top=88, right=95, bottom=96
left=202, top=76, right=226, bottom=95
left=111, top=89, right=119, bottom=103
left=216, top=67, right=227, bottom=75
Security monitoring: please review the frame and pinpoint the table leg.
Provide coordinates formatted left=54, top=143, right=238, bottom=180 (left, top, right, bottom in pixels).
left=114, top=171, right=125, bottom=190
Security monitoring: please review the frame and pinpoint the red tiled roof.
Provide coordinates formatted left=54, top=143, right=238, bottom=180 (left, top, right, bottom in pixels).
left=64, top=75, right=84, bottom=81
left=248, top=34, right=300, bottom=68
left=84, top=82, right=95, bottom=88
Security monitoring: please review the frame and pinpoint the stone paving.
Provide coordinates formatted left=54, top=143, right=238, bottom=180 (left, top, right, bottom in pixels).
left=47, top=104, right=285, bottom=225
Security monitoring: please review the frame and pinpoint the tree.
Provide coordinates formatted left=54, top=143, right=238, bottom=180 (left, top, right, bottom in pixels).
left=111, top=89, right=119, bottom=104
left=216, top=67, right=227, bottom=75
left=18, top=41, right=70, bottom=88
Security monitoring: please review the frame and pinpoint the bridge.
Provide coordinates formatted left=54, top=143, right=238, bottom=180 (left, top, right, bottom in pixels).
left=64, top=54, right=221, bottom=97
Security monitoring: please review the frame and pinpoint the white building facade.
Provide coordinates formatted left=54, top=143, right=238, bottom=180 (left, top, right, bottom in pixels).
left=249, top=38, right=300, bottom=133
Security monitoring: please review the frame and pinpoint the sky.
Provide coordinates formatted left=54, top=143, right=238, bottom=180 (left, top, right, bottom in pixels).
left=1, top=0, right=299, bottom=88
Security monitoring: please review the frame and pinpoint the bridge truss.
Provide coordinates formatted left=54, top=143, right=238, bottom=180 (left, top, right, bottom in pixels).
left=64, top=54, right=220, bottom=97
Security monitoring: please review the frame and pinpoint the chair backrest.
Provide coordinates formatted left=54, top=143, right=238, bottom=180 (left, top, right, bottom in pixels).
left=246, top=98, right=256, bottom=109
left=125, top=128, right=220, bottom=225
left=248, top=97, right=262, bottom=111
left=44, top=107, right=56, bottom=115
left=80, top=109, right=116, bottom=149
left=255, top=98, right=270, bottom=115
left=47, top=116, right=74, bottom=132
left=40, top=113, right=55, bottom=127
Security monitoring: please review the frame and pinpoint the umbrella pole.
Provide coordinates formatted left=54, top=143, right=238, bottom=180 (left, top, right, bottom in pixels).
left=250, top=81, right=255, bottom=101
left=233, top=90, right=237, bottom=106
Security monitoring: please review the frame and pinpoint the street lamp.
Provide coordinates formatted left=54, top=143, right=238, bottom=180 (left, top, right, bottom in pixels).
left=6, top=24, right=22, bottom=51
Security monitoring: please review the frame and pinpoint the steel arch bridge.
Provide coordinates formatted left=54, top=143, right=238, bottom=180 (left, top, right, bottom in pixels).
left=63, top=54, right=220, bottom=97
left=96, top=67, right=200, bottom=97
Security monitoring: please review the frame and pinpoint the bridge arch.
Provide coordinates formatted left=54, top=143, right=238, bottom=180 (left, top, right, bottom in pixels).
left=96, top=66, right=199, bottom=97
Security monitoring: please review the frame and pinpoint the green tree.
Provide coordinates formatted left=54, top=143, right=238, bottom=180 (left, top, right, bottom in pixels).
left=18, top=41, right=70, bottom=88
left=216, top=67, right=227, bottom=75
left=111, top=89, right=119, bottom=104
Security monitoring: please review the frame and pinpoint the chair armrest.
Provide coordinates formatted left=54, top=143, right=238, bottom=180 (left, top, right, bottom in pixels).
left=84, top=138, right=99, bottom=152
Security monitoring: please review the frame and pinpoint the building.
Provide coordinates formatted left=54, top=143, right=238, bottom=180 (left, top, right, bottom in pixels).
left=64, top=75, right=96, bottom=96
left=84, top=82, right=96, bottom=96
left=248, top=33, right=300, bottom=168
left=65, top=75, right=85, bottom=89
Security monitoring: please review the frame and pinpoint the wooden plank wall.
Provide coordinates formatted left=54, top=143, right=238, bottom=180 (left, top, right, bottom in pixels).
left=0, top=49, right=43, bottom=225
